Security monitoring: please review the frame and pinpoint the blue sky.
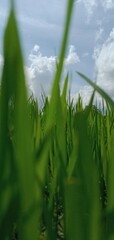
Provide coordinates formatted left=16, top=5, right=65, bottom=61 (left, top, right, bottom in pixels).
left=0, top=0, right=114, bottom=104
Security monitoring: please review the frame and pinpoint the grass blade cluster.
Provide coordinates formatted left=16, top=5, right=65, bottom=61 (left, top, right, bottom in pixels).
left=0, top=1, right=114, bottom=240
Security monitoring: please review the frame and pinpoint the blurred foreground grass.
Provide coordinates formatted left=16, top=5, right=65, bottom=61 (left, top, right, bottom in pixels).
left=1, top=1, right=114, bottom=240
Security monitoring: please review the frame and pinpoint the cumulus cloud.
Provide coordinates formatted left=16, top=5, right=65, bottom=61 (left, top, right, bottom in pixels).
left=65, top=45, right=80, bottom=66
left=0, top=44, right=79, bottom=100
left=26, top=44, right=80, bottom=99
left=93, top=28, right=114, bottom=99
left=70, top=27, right=114, bottom=106
left=25, top=45, right=56, bottom=98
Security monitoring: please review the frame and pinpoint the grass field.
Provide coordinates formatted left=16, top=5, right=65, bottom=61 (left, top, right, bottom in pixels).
left=1, top=1, right=114, bottom=240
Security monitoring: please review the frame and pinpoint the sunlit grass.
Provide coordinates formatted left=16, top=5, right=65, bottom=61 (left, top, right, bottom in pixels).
left=0, top=1, right=114, bottom=240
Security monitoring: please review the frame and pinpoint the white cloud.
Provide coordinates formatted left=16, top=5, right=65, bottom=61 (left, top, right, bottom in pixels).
left=65, top=45, right=80, bottom=66
left=26, top=44, right=80, bottom=99
left=70, top=27, right=114, bottom=106
left=28, top=45, right=56, bottom=74
left=0, top=45, right=79, bottom=99
left=93, top=28, right=114, bottom=99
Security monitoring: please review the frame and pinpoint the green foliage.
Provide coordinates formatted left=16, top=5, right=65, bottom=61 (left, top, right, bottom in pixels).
left=0, top=9, right=38, bottom=240
left=0, top=1, right=114, bottom=240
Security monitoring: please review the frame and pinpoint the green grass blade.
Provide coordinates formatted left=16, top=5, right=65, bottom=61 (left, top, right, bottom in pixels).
left=2, top=8, right=38, bottom=240
left=65, top=112, right=101, bottom=240
left=47, top=0, right=75, bottom=131
left=77, top=72, right=114, bottom=110
left=61, top=74, right=69, bottom=102
left=107, top=126, right=114, bottom=240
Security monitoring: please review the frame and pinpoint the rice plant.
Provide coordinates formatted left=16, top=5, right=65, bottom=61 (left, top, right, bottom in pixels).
left=1, top=1, right=114, bottom=240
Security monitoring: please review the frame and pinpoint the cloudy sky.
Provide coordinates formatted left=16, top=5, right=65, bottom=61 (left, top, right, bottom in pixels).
left=0, top=0, right=114, bottom=104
